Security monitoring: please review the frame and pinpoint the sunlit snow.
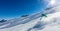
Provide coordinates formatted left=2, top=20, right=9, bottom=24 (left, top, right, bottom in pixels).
left=0, top=0, right=60, bottom=31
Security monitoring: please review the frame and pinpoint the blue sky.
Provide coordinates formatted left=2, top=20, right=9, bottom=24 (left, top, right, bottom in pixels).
left=0, top=0, right=48, bottom=19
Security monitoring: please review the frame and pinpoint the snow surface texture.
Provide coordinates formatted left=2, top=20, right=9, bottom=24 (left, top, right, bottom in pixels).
left=0, top=0, right=60, bottom=31
left=0, top=6, right=60, bottom=31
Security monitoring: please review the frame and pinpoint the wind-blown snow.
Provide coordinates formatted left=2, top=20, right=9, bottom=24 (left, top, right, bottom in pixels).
left=0, top=6, right=60, bottom=31
left=0, top=0, right=60, bottom=31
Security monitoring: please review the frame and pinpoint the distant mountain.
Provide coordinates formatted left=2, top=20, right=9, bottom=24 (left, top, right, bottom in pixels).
left=0, top=19, right=7, bottom=23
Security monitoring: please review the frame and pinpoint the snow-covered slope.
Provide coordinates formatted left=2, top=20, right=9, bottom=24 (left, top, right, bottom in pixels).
left=0, top=11, right=60, bottom=31
left=0, top=1, right=60, bottom=31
